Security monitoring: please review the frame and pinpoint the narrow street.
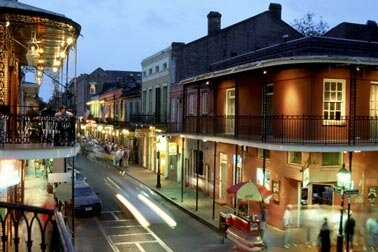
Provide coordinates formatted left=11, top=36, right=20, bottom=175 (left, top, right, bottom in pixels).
left=71, top=155, right=235, bottom=252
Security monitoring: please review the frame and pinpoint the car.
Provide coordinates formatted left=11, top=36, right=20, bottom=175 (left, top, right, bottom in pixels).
left=65, top=183, right=102, bottom=216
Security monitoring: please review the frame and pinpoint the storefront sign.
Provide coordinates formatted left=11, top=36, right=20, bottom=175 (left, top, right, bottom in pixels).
left=135, top=129, right=147, bottom=138
left=168, top=143, right=177, bottom=155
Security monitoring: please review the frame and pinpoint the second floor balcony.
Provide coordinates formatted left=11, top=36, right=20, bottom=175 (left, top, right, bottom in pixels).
left=0, top=115, right=76, bottom=147
left=168, top=115, right=378, bottom=146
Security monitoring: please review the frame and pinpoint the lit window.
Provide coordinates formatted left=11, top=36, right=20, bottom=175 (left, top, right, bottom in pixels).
left=323, top=79, right=345, bottom=124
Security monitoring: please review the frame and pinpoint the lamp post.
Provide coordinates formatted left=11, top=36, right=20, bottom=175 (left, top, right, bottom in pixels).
left=156, top=139, right=161, bottom=188
left=333, top=164, right=353, bottom=252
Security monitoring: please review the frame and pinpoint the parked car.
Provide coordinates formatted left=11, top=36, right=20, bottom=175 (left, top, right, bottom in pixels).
left=65, top=183, right=102, bottom=217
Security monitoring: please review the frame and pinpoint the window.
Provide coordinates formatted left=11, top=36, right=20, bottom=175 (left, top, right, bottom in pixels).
left=256, top=167, right=271, bottom=190
left=89, top=82, right=97, bottom=95
left=288, top=152, right=302, bottom=165
left=188, top=94, right=194, bottom=115
left=258, top=149, right=270, bottom=159
left=148, top=68, right=152, bottom=75
left=171, top=98, right=177, bottom=121
left=89, top=84, right=96, bottom=95
left=143, top=71, right=146, bottom=77
left=323, top=79, right=345, bottom=123
left=135, top=101, right=139, bottom=114
left=148, top=89, right=153, bottom=113
left=163, top=63, right=168, bottom=70
left=322, top=152, right=342, bottom=166
left=193, top=149, right=204, bottom=176
left=142, top=90, right=147, bottom=113
left=163, top=86, right=168, bottom=117
left=202, top=92, right=208, bottom=115
left=155, top=66, right=160, bottom=73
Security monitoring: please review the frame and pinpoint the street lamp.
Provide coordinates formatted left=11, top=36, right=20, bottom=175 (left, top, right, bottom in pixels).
left=156, top=138, right=161, bottom=188
left=334, top=164, right=351, bottom=252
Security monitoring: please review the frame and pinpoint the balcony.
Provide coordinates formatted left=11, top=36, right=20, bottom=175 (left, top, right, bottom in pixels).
left=0, top=201, right=73, bottom=251
left=168, top=115, right=378, bottom=146
left=0, top=115, right=76, bottom=146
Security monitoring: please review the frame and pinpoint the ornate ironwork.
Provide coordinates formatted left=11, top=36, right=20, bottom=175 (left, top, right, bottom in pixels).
left=0, top=201, right=73, bottom=252
left=0, top=115, right=76, bottom=146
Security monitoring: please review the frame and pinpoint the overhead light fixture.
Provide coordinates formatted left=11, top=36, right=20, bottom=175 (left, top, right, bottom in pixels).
left=25, top=31, right=40, bottom=66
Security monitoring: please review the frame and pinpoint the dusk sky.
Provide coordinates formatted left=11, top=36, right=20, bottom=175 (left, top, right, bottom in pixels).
left=22, top=0, right=378, bottom=101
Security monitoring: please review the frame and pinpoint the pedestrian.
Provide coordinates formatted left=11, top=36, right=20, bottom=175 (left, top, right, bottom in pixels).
left=344, top=213, right=356, bottom=250
left=260, top=202, right=268, bottom=239
left=115, top=148, right=123, bottom=166
left=283, top=204, right=293, bottom=249
left=54, top=105, right=74, bottom=146
left=318, top=217, right=331, bottom=252
left=121, top=147, right=129, bottom=175
left=366, top=217, right=378, bottom=250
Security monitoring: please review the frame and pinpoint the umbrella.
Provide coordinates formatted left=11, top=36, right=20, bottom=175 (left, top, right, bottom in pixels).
left=227, top=181, right=273, bottom=202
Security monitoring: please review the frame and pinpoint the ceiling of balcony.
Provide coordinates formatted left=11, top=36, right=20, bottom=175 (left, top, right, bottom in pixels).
left=0, top=0, right=81, bottom=69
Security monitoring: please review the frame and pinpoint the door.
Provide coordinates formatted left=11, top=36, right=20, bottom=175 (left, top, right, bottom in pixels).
left=266, top=84, right=274, bottom=136
left=219, top=153, right=227, bottom=200
left=226, top=88, right=235, bottom=134
left=370, top=83, right=378, bottom=140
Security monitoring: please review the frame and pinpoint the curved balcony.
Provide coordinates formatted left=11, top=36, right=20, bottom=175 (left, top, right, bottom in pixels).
left=0, top=115, right=79, bottom=159
left=0, top=202, right=73, bottom=252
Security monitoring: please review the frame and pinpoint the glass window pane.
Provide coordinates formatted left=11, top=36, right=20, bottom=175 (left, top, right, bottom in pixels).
left=324, top=92, right=330, bottom=100
left=331, top=82, right=336, bottom=91
left=337, top=82, right=342, bottom=91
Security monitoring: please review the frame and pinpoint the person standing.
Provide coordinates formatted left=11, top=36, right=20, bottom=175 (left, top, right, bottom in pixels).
left=54, top=105, right=74, bottom=145
left=283, top=204, right=293, bottom=249
left=344, top=213, right=356, bottom=250
left=318, top=217, right=331, bottom=252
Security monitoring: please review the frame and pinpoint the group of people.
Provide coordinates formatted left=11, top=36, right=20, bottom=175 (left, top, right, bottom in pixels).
left=283, top=204, right=358, bottom=252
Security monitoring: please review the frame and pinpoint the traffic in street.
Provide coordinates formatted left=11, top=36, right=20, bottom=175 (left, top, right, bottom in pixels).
left=70, top=155, right=235, bottom=252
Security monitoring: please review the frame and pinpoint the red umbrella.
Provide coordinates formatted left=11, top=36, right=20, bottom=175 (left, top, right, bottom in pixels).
left=227, top=181, right=273, bottom=202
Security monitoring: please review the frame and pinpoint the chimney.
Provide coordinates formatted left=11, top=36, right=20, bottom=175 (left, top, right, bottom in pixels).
left=366, top=20, right=377, bottom=27
left=207, top=11, right=222, bottom=35
left=269, top=3, right=282, bottom=19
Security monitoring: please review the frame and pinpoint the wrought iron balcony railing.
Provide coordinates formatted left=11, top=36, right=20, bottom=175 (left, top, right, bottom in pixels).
left=0, top=115, right=76, bottom=146
left=167, top=115, right=378, bottom=145
left=0, top=201, right=74, bottom=252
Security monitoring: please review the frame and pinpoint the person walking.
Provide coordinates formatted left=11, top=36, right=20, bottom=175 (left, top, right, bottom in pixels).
left=318, top=217, right=331, bottom=252
left=120, top=147, right=129, bottom=175
left=260, top=202, right=268, bottom=248
left=366, top=217, right=378, bottom=251
left=283, top=204, right=293, bottom=249
left=344, top=213, right=356, bottom=250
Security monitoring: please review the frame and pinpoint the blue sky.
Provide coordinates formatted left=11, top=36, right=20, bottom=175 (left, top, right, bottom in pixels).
left=22, top=0, right=378, bottom=101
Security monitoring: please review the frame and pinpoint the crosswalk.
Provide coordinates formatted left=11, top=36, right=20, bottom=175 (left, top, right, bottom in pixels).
left=95, top=211, right=172, bottom=252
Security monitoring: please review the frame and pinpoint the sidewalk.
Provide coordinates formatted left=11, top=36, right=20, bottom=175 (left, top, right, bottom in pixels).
left=89, top=154, right=365, bottom=252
